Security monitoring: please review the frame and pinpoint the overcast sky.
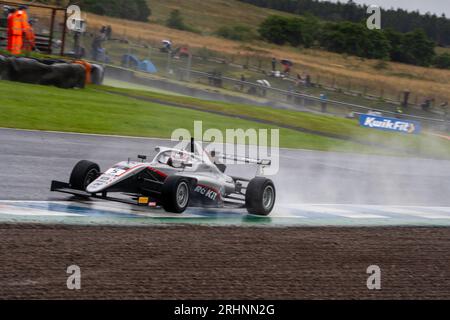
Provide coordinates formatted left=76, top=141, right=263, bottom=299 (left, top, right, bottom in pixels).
left=323, top=0, right=450, bottom=16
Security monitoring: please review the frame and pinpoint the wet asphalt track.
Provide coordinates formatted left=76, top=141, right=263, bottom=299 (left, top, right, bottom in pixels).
left=1, top=128, right=450, bottom=226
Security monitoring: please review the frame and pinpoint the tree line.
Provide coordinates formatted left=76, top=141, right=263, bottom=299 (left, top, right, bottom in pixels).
left=239, top=0, right=450, bottom=47
left=259, top=15, right=450, bottom=68
left=37, top=0, right=151, bottom=22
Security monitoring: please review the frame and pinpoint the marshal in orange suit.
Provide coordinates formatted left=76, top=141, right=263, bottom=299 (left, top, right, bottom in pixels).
left=7, top=6, right=34, bottom=55
left=6, top=8, right=22, bottom=54
left=19, top=6, right=35, bottom=52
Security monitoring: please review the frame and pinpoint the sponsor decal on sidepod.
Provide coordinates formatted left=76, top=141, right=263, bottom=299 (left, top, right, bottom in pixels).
left=194, top=185, right=219, bottom=201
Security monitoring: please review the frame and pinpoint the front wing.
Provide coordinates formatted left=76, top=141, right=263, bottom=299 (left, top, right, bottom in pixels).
left=50, top=180, right=245, bottom=209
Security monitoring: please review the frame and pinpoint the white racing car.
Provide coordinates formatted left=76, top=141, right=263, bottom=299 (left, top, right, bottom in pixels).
left=51, top=139, right=276, bottom=216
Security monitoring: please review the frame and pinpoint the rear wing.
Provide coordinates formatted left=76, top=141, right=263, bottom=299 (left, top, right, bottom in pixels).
left=189, top=138, right=272, bottom=170
left=219, top=153, right=272, bottom=166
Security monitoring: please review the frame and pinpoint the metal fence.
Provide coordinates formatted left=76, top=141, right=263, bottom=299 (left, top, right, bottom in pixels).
left=175, top=68, right=450, bottom=131
left=0, top=1, right=68, bottom=55
left=79, top=37, right=450, bottom=131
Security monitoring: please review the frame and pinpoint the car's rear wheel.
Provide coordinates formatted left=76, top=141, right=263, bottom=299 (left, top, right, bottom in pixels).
left=245, top=177, right=276, bottom=216
left=161, top=176, right=191, bottom=214
left=69, top=160, right=100, bottom=191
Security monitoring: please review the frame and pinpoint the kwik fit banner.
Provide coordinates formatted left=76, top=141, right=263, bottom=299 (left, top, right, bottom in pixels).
left=359, top=114, right=421, bottom=134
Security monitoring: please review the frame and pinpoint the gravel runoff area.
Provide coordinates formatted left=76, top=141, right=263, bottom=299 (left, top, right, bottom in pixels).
left=0, top=224, right=449, bottom=300
left=0, top=224, right=450, bottom=299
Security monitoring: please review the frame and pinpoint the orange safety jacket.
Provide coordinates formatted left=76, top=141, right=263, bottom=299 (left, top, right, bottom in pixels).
left=9, top=11, right=23, bottom=36
left=23, top=28, right=36, bottom=51
left=15, top=10, right=35, bottom=52
left=23, top=19, right=35, bottom=52
left=7, top=11, right=24, bottom=54
left=6, top=13, right=15, bottom=51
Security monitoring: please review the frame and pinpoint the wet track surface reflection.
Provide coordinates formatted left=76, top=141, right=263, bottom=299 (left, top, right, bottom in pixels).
left=1, top=200, right=450, bottom=227
left=1, top=128, right=450, bottom=227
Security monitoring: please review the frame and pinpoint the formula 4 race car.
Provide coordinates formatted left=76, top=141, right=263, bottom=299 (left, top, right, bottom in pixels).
left=51, top=139, right=276, bottom=216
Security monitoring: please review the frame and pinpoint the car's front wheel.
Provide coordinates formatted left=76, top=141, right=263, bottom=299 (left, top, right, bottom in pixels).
left=69, top=160, right=100, bottom=191
left=245, top=177, right=276, bottom=216
left=161, top=176, right=192, bottom=214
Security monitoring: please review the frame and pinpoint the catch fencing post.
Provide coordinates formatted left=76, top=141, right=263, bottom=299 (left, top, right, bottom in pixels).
left=186, top=53, right=192, bottom=82
left=166, top=50, right=172, bottom=75
left=61, top=8, right=68, bottom=56
left=127, top=45, right=131, bottom=68
left=402, top=90, right=410, bottom=109
left=49, top=9, right=56, bottom=54
left=320, top=93, right=328, bottom=113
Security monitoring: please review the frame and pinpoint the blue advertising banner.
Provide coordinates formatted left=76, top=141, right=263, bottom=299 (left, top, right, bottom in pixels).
left=359, top=114, right=421, bottom=134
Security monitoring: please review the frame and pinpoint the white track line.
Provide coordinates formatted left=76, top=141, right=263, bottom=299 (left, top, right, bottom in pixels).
left=281, top=204, right=450, bottom=219
left=1, top=201, right=450, bottom=220
left=0, top=204, right=82, bottom=217
left=282, top=204, right=387, bottom=219
left=372, top=206, right=450, bottom=219
left=0, top=201, right=208, bottom=218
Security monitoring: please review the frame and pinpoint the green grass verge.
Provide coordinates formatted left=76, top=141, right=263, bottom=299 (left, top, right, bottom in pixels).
left=99, top=84, right=450, bottom=159
left=0, top=80, right=377, bottom=153
left=1, top=80, right=449, bottom=158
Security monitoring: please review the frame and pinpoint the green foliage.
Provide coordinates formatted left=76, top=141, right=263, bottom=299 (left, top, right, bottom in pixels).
left=258, top=16, right=290, bottom=45
left=365, top=29, right=392, bottom=60
left=239, top=0, right=450, bottom=47
left=385, top=28, right=436, bottom=66
left=56, top=0, right=151, bottom=22
left=383, top=28, right=407, bottom=62
left=164, top=9, right=200, bottom=33
left=215, top=25, right=255, bottom=41
left=319, top=22, right=391, bottom=60
left=166, top=9, right=187, bottom=30
left=320, top=22, right=366, bottom=57
left=401, top=29, right=436, bottom=66
left=434, top=53, right=450, bottom=69
left=286, top=16, right=316, bottom=47
left=258, top=15, right=318, bottom=48
left=259, top=15, right=436, bottom=66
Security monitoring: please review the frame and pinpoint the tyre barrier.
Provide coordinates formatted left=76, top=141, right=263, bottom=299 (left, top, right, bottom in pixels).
left=0, top=55, right=104, bottom=88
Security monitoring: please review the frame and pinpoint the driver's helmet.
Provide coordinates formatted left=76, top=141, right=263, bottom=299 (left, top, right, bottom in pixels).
left=170, top=151, right=191, bottom=166
left=159, top=151, right=191, bottom=167
left=158, top=152, right=170, bottom=164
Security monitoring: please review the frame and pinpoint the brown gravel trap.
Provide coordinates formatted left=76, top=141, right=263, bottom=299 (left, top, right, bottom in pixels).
left=0, top=224, right=449, bottom=299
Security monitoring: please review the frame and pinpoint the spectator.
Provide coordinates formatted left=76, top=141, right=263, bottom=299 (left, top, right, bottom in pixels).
left=240, top=74, right=246, bottom=91
left=295, top=73, right=302, bottom=86
left=91, top=29, right=107, bottom=61
left=105, top=25, right=112, bottom=40
left=441, top=101, right=449, bottom=120
left=271, top=57, right=276, bottom=72
left=421, top=98, right=434, bottom=112
left=305, top=74, right=311, bottom=87
left=320, top=93, right=328, bottom=113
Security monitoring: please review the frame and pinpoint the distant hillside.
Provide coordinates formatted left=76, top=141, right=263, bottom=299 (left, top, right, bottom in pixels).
left=149, top=0, right=294, bottom=33
left=25, top=0, right=450, bottom=104
left=36, top=0, right=151, bottom=22
left=35, top=0, right=292, bottom=33
left=239, top=0, right=450, bottom=47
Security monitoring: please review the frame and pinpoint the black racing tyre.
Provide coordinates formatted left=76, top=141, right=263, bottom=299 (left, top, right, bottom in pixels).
left=161, top=176, right=191, bottom=214
left=245, top=177, right=276, bottom=216
left=69, top=160, right=100, bottom=191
